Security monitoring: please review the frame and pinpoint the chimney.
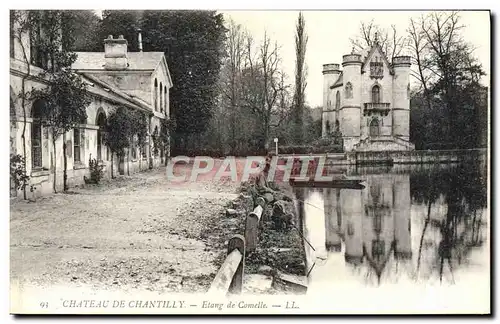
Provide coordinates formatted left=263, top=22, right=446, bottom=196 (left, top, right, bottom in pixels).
left=104, top=35, right=128, bottom=70
left=137, top=28, right=143, bottom=52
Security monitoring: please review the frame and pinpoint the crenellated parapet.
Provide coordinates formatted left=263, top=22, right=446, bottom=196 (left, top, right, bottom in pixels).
left=323, top=63, right=341, bottom=74
left=342, top=54, right=362, bottom=66
left=392, top=56, right=411, bottom=67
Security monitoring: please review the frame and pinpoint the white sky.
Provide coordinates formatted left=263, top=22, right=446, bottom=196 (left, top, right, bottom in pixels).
left=222, top=10, right=491, bottom=107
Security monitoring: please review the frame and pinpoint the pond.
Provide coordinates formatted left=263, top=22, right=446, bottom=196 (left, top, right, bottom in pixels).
left=294, top=161, right=489, bottom=288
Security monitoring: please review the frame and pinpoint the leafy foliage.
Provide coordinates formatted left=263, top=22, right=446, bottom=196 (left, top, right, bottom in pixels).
left=88, top=157, right=105, bottom=184
left=30, top=71, right=90, bottom=138
left=16, top=10, right=91, bottom=193
left=105, top=107, right=134, bottom=155
left=105, top=107, right=148, bottom=155
left=10, top=154, right=30, bottom=191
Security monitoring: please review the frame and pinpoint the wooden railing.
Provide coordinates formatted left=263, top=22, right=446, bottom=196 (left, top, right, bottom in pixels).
left=209, top=191, right=271, bottom=294
left=245, top=197, right=265, bottom=252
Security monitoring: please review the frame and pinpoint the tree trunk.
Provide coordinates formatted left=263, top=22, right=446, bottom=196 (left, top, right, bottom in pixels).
left=52, top=136, right=57, bottom=193
left=127, top=147, right=130, bottom=176
left=20, top=79, right=28, bottom=200
left=18, top=33, right=31, bottom=201
left=111, top=152, right=114, bottom=179
left=63, top=137, right=68, bottom=191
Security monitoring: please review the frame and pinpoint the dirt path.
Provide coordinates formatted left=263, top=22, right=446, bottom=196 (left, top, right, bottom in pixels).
left=10, top=165, right=240, bottom=294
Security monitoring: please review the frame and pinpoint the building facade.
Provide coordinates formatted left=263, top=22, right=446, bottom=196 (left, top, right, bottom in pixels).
left=322, top=39, right=415, bottom=152
left=10, top=13, right=172, bottom=198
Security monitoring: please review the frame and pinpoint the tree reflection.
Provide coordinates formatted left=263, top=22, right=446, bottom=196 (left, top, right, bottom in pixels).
left=410, top=161, right=487, bottom=282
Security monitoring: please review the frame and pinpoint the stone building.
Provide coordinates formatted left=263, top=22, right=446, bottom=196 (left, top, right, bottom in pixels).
left=322, top=37, right=415, bottom=152
left=10, top=14, right=172, bottom=198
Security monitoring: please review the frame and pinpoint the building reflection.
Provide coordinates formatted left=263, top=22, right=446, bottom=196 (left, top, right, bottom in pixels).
left=300, top=161, right=487, bottom=286
left=322, top=173, right=412, bottom=281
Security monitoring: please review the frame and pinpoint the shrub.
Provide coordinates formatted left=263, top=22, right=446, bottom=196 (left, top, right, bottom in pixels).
left=88, top=158, right=104, bottom=184
left=10, top=154, right=30, bottom=191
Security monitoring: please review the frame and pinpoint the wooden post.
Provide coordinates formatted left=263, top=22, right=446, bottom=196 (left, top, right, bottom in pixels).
left=228, top=234, right=245, bottom=294
left=245, top=205, right=263, bottom=252
left=208, top=235, right=245, bottom=295
left=255, top=196, right=266, bottom=208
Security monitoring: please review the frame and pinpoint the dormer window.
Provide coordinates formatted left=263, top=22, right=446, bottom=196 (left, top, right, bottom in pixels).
left=370, top=57, right=383, bottom=79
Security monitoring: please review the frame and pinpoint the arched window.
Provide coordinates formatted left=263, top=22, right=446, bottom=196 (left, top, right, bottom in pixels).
left=325, top=120, right=331, bottom=135
left=345, top=82, right=353, bottom=99
left=369, top=118, right=380, bottom=137
left=154, top=78, right=158, bottom=111
left=96, top=111, right=107, bottom=161
left=159, top=82, right=163, bottom=113
left=335, top=91, right=340, bottom=110
left=372, top=85, right=381, bottom=103
left=31, top=100, right=44, bottom=168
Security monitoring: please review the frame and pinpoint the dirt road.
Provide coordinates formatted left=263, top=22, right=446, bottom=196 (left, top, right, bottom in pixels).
left=10, top=165, right=241, bottom=294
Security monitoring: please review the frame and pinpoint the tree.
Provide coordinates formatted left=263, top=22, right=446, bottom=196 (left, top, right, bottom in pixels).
left=240, top=32, right=288, bottom=151
left=350, top=20, right=408, bottom=60
left=159, top=117, right=176, bottom=164
left=218, top=19, right=247, bottom=154
left=16, top=10, right=91, bottom=193
left=408, top=12, right=486, bottom=147
left=291, top=12, right=308, bottom=145
left=68, top=10, right=103, bottom=52
left=104, top=107, right=133, bottom=178
left=139, top=11, right=227, bottom=154
left=31, top=70, right=90, bottom=192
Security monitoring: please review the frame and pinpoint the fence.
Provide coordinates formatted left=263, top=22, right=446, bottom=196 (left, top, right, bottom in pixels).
left=208, top=234, right=246, bottom=295
left=209, top=193, right=268, bottom=294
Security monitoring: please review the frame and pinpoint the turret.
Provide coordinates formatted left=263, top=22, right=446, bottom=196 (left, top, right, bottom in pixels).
left=391, top=56, right=411, bottom=141
left=341, top=52, right=363, bottom=151
left=322, top=63, right=341, bottom=136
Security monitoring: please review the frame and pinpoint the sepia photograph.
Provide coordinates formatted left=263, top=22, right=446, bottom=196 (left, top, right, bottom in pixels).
left=7, top=7, right=491, bottom=315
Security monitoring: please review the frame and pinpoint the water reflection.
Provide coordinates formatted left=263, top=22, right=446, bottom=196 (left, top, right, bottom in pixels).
left=297, top=161, right=488, bottom=286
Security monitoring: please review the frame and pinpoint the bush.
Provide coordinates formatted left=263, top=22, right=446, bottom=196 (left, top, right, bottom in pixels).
left=10, top=154, right=30, bottom=191
left=88, top=158, right=104, bottom=184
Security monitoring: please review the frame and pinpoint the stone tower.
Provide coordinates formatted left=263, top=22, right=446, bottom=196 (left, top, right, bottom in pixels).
left=391, top=56, right=411, bottom=142
left=321, top=42, right=414, bottom=152
left=341, top=53, right=363, bottom=151
left=322, top=64, right=341, bottom=136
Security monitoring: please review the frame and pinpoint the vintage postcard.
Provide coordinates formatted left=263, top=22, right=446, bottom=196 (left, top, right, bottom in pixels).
left=9, top=9, right=490, bottom=315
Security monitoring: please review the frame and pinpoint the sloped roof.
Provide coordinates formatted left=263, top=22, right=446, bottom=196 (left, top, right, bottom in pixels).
left=330, top=72, right=343, bottom=89
left=361, top=43, right=394, bottom=74
left=72, top=52, right=165, bottom=71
